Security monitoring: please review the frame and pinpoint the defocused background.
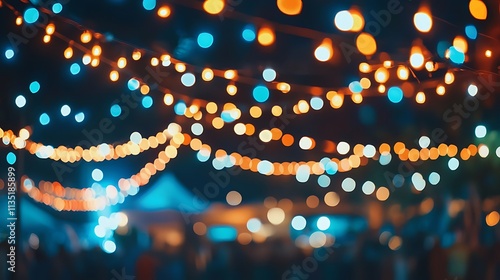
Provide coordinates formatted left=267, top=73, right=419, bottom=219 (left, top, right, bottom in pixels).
left=1, top=0, right=500, bottom=279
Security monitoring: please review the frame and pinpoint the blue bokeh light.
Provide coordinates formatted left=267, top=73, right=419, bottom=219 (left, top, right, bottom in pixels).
left=465, top=25, right=477, bottom=40
left=52, top=3, right=63, bottom=13
left=449, top=47, right=465, bottom=64
left=5, top=49, right=14, bottom=59
left=242, top=26, right=256, bottom=42
left=252, top=85, right=270, bottom=103
left=387, top=86, right=403, bottom=103
left=7, top=152, right=17, bottom=165
left=110, top=104, right=121, bottom=117
left=39, top=113, right=50, bottom=125
left=75, top=112, right=85, bottom=123
left=70, top=63, right=80, bottom=75
left=197, top=32, right=214, bottom=48
left=127, top=78, right=140, bottom=91
left=24, top=8, right=39, bottom=24
left=142, top=0, right=156, bottom=10
left=142, top=96, right=153, bottom=108
left=29, top=81, right=40, bottom=94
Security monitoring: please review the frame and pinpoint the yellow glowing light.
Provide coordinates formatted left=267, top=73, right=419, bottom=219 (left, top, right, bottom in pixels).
left=45, top=23, right=55, bottom=35
left=267, top=207, right=285, bottom=225
left=351, top=93, right=363, bottom=104
left=359, top=62, right=371, bottom=73
left=140, top=85, right=150, bottom=95
left=64, top=47, right=73, bottom=59
left=226, top=84, right=237, bottom=96
left=374, top=67, right=389, bottom=83
left=397, top=65, right=409, bottom=80
left=91, top=58, right=100, bottom=67
left=109, top=70, right=119, bottom=82
left=43, top=35, right=51, bottom=43
left=202, top=68, right=214, bottom=81
left=425, top=61, right=435, bottom=72
left=469, top=0, right=487, bottom=20
left=259, top=130, right=272, bottom=142
left=224, top=70, right=237, bottom=80
left=272, top=105, right=282, bottom=116
left=277, top=0, right=302, bottom=15
left=350, top=10, right=365, bottom=32
left=206, top=102, right=218, bottom=114
left=409, top=46, right=424, bottom=69
left=92, top=45, right=102, bottom=56
left=436, top=85, right=445, bottom=95
left=245, top=124, right=255, bottom=135
left=485, top=50, right=492, bottom=57
left=453, top=36, right=468, bottom=53
left=250, top=106, right=262, bottom=118
left=277, top=82, right=291, bottom=93
left=330, top=93, right=344, bottom=109
left=157, top=5, right=171, bottom=18
left=175, top=63, right=186, bottom=72
left=413, top=11, right=432, bottom=32
left=297, top=100, right=310, bottom=113
left=314, top=38, right=333, bottom=62
left=356, top=33, right=377, bottom=56
left=163, top=93, right=174, bottom=105
left=80, top=31, right=92, bottom=43
left=117, top=57, right=127, bottom=69
left=151, top=57, right=159, bottom=66
left=383, top=60, right=393, bottom=68
left=444, top=71, right=455, bottom=84
left=258, top=26, right=275, bottom=46
left=132, top=50, right=142, bottom=60
left=203, top=0, right=225, bottom=15
left=16, top=16, right=23, bottom=26
left=234, top=123, right=246, bottom=135
left=415, top=91, right=426, bottom=104
left=360, top=77, right=371, bottom=89
left=212, top=117, right=224, bottom=129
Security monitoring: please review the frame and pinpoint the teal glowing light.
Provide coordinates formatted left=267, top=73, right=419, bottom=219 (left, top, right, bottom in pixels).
left=387, top=86, right=403, bottom=103
left=142, top=96, right=153, bottom=108
left=349, top=81, right=363, bottom=93
left=6, top=152, right=17, bottom=165
left=174, top=102, right=187, bottom=115
left=70, top=63, right=80, bottom=75
left=127, top=78, right=140, bottom=91
left=5, top=49, right=14, bottom=59
left=252, top=85, right=269, bottom=103
left=75, top=112, right=85, bottom=123
left=110, top=104, right=121, bottom=117
left=142, top=0, right=156, bottom=10
left=197, top=32, right=214, bottom=48
left=465, top=25, right=477, bottom=40
left=207, top=226, right=237, bottom=242
left=449, top=47, right=465, bottom=64
left=29, top=81, right=40, bottom=94
left=24, top=8, right=39, bottom=24
left=242, top=27, right=256, bottom=42
left=39, top=113, right=50, bottom=125
left=52, top=3, right=63, bottom=13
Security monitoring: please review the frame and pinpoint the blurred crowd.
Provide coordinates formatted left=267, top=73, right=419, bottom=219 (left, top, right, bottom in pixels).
left=2, top=228, right=500, bottom=280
